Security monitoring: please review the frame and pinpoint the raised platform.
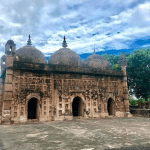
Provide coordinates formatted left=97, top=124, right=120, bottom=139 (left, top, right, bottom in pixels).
left=130, top=108, right=150, bottom=118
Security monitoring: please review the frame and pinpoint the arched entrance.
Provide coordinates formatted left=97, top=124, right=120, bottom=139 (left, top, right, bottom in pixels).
left=27, top=98, right=39, bottom=119
left=107, top=98, right=115, bottom=116
left=72, top=96, right=84, bottom=116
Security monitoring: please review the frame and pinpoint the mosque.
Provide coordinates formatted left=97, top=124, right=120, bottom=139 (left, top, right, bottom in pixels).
left=0, top=35, right=132, bottom=124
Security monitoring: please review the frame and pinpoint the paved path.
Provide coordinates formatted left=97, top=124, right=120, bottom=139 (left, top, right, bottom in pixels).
left=0, top=117, right=150, bottom=150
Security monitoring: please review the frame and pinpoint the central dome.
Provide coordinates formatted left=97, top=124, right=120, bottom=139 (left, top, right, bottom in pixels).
left=13, top=35, right=47, bottom=64
left=48, top=37, right=81, bottom=66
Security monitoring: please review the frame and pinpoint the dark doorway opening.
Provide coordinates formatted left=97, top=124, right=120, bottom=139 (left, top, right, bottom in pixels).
left=72, top=96, right=83, bottom=116
left=28, top=98, right=38, bottom=119
left=107, top=98, right=115, bottom=116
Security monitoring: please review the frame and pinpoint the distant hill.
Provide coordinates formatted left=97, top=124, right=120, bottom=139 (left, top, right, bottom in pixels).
left=45, top=47, right=150, bottom=62
left=79, top=49, right=134, bottom=61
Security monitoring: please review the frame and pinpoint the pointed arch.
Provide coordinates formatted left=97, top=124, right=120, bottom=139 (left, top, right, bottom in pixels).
left=72, top=96, right=84, bottom=116
left=27, top=98, right=39, bottom=119
left=70, top=93, right=86, bottom=117
left=26, top=93, right=41, bottom=120
left=107, top=97, right=115, bottom=116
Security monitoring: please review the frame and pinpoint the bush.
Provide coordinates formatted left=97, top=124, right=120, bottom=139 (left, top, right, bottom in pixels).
left=147, top=95, right=150, bottom=101
left=129, top=99, right=138, bottom=105
left=129, top=95, right=138, bottom=105
left=137, top=98, right=146, bottom=103
left=129, top=95, right=150, bottom=105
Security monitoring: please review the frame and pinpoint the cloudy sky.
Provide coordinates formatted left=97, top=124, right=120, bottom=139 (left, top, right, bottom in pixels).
left=0, top=0, right=150, bottom=59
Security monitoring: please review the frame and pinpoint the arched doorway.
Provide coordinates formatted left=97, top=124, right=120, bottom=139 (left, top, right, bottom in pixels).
left=107, top=98, right=115, bottom=116
left=27, top=98, right=39, bottom=119
left=72, top=96, right=84, bottom=116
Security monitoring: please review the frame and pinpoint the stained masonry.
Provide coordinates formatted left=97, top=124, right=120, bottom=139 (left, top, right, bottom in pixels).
left=0, top=36, right=132, bottom=125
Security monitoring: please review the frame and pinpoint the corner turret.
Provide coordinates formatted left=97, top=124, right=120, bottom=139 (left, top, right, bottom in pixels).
left=119, top=54, right=132, bottom=117
left=5, top=40, right=16, bottom=56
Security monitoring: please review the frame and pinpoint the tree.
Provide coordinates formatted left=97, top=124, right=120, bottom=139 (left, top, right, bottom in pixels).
left=101, top=54, right=121, bottom=70
left=126, top=49, right=150, bottom=101
left=103, top=51, right=150, bottom=100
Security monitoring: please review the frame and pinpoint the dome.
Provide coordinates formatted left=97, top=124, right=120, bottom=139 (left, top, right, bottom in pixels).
left=48, top=48, right=81, bottom=66
left=48, top=36, right=81, bottom=66
left=83, top=53, right=112, bottom=69
left=14, top=45, right=47, bottom=64
left=13, top=35, right=47, bottom=64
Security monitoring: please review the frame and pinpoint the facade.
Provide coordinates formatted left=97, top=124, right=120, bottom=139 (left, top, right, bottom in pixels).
left=0, top=35, right=132, bottom=125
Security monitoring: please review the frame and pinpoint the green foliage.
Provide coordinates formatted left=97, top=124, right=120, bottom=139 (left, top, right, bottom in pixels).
left=101, top=53, right=121, bottom=70
left=101, top=50, right=150, bottom=101
left=112, top=64, right=121, bottom=71
left=125, top=49, right=150, bottom=100
left=129, top=95, right=138, bottom=105
left=137, top=98, right=146, bottom=103
left=102, top=52, right=130, bottom=70
left=129, top=99, right=138, bottom=105
left=147, top=95, right=150, bottom=101
left=120, top=52, right=131, bottom=58
left=129, top=95, right=134, bottom=100
left=129, top=96, right=149, bottom=105
left=129, top=94, right=150, bottom=105
left=129, top=96, right=138, bottom=105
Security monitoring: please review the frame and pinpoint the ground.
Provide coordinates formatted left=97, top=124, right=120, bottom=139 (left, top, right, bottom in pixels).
left=0, top=117, right=150, bottom=150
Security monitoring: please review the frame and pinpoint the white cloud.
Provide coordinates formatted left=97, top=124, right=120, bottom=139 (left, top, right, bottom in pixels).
left=0, top=0, right=150, bottom=57
left=12, top=35, right=23, bottom=42
left=141, top=44, right=150, bottom=48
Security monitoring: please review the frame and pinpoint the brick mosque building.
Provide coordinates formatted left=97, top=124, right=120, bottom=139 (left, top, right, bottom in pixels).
left=0, top=35, right=132, bottom=124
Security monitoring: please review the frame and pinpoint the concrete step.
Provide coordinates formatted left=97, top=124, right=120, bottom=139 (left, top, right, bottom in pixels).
left=106, top=115, right=116, bottom=118
left=73, top=116, right=84, bottom=119
left=27, top=119, right=39, bottom=123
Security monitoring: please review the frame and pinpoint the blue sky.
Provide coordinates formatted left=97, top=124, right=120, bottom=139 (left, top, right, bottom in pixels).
left=1, top=0, right=150, bottom=100
left=0, top=0, right=150, bottom=59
